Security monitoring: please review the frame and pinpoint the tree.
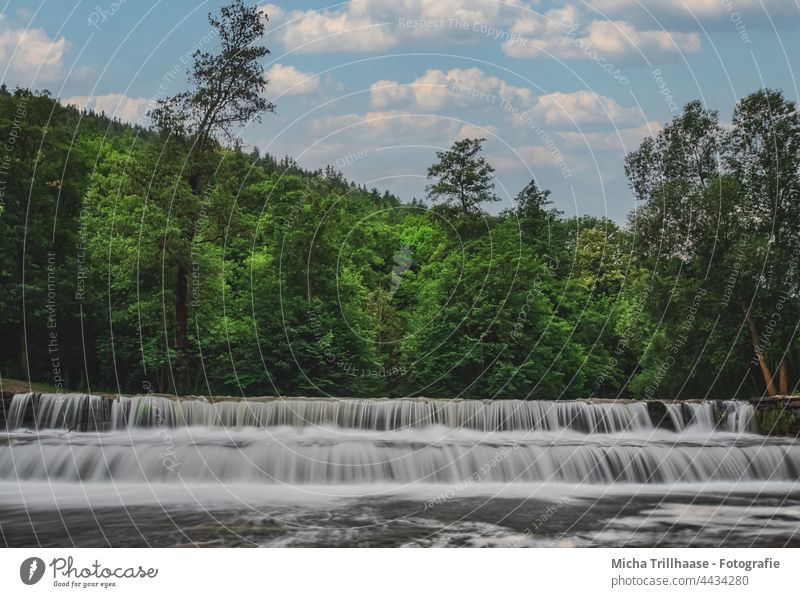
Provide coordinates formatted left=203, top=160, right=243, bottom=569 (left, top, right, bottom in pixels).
left=624, top=100, right=722, bottom=259
left=724, top=89, right=800, bottom=396
left=510, top=178, right=564, bottom=247
left=514, top=179, right=555, bottom=220
left=624, top=94, right=800, bottom=397
left=6, top=83, right=800, bottom=401
left=0, top=89, right=94, bottom=384
left=149, top=0, right=275, bottom=169
left=147, top=0, right=275, bottom=387
left=621, top=102, right=746, bottom=399
left=426, top=138, right=497, bottom=215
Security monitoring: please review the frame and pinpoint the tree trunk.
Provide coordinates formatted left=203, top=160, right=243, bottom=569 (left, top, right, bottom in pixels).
left=18, top=239, right=28, bottom=380
left=778, top=358, right=789, bottom=396
left=175, top=263, right=189, bottom=391
left=177, top=167, right=202, bottom=394
left=19, top=327, right=29, bottom=379
left=744, top=309, right=778, bottom=396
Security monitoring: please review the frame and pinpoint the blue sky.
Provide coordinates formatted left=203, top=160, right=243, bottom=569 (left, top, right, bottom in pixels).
left=2, top=0, right=799, bottom=221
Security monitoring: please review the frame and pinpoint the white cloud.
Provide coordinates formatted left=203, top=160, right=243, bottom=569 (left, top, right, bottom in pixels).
left=263, top=1, right=702, bottom=62
left=0, top=15, right=68, bottom=84
left=64, top=93, right=153, bottom=124
left=370, top=68, right=535, bottom=111
left=585, top=19, right=700, bottom=55
left=261, top=1, right=545, bottom=54
left=588, top=0, right=796, bottom=20
left=262, top=2, right=398, bottom=53
left=370, top=79, right=414, bottom=109
left=369, top=68, right=641, bottom=127
left=529, top=90, right=642, bottom=126
left=265, top=63, right=320, bottom=96
left=503, top=11, right=700, bottom=61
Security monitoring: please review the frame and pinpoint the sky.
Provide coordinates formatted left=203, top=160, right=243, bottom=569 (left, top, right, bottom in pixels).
left=2, top=0, right=800, bottom=221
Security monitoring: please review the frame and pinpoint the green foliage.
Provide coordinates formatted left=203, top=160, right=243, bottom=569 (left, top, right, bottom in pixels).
left=624, top=91, right=800, bottom=398
left=755, top=407, right=795, bottom=436
left=2, top=84, right=799, bottom=401
left=149, top=0, right=275, bottom=155
left=426, top=138, right=498, bottom=216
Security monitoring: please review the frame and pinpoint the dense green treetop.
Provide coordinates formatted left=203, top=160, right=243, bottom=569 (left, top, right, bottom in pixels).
left=1, top=82, right=797, bottom=399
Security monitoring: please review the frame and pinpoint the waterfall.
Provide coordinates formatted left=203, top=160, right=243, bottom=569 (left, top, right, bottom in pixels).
left=10, top=393, right=657, bottom=433
left=7, top=393, right=757, bottom=433
left=722, top=400, right=757, bottom=433
left=5, top=392, right=111, bottom=432
left=665, top=402, right=714, bottom=431
left=2, top=392, right=786, bottom=488
left=5, top=392, right=32, bottom=429
left=663, top=400, right=756, bottom=433
left=1, top=428, right=797, bottom=485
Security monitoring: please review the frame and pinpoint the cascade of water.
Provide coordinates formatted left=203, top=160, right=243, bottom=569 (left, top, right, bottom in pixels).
left=2, top=393, right=793, bottom=488
left=13, top=393, right=658, bottom=433
left=6, top=393, right=763, bottom=435
left=662, top=401, right=750, bottom=432
left=664, top=402, right=685, bottom=431
left=5, top=393, right=110, bottom=431
left=6, top=392, right=35, bottom=429
left=690, top=402, right=718, bottom=429
left=721, top=400, right=756, bottom=433
left=0, top=428, right=796, bottom=485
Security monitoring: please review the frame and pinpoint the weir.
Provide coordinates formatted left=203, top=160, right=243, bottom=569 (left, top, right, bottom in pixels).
left=1, top=392, right=798, bottom=486
left=4, top=392, right=756, bottom=433
left=1, top=427, right=798, bottom=485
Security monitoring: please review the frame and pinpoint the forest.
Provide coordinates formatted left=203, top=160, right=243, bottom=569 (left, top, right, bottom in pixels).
left=0, top=3, right=798, bottom=401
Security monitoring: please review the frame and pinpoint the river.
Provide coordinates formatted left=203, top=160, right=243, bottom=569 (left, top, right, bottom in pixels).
left=1, top=393, right=798, bottom=547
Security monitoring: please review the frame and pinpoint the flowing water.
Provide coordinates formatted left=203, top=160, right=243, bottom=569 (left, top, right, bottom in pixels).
left=1, top=393, right=798, bottom=547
